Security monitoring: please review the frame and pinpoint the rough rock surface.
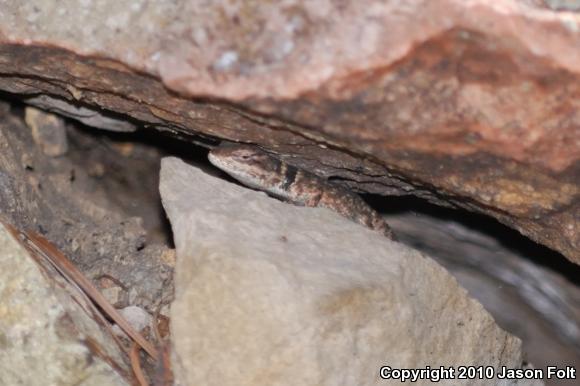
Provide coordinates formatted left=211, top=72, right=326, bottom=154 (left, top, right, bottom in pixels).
left=0, top=1, right=577, bottom=263
left=25, top=106, right=69, bottom=157
left=0, top=222, right=129, bottom=386
left=385, top=208, right=580, bottom=380
left=0, top=107, right=174, bottom=313
left=160, top=157, right=531, bottom=386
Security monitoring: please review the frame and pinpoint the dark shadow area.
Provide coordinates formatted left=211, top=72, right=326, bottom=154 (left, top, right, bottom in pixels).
left=366, top=193, right=580, bottom=286
left=66, top=123, right=216, bottom=249
left=366, top=194, right=580, bottom=381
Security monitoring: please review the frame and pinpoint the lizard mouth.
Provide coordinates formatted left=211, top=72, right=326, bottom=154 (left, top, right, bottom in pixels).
left=208, top=152, right=261, bottom=184
left=207, top=151, right=230, bottom=171
left=207, top=152, right=220, bottom=167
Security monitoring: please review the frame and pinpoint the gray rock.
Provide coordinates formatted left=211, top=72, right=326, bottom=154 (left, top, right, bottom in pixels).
left=26, top=95, right=137, bottom=133
left=0, top=223, right=129, bottom=386
left=160, top=156, right=536, bottom=386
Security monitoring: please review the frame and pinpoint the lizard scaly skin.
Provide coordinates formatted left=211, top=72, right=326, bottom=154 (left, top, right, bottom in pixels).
left=208, top=144, right=395, bottom=239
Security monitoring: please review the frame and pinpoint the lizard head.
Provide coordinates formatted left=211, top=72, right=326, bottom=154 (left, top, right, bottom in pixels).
left=208, top=145, right=282, bottom=190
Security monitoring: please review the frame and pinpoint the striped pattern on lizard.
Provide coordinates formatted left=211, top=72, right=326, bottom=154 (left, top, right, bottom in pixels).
left=208, top=144, right=395, bottom=240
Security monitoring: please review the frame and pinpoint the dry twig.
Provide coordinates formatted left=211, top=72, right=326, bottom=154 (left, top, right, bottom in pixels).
left=4, top=223, right=159, bottom=360
left=130, top=342, right=150, bottom=386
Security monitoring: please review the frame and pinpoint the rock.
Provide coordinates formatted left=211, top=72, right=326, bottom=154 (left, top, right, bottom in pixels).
left=25, top=95, right=137, bottom=133
left=98, top=276, right=126, bottom=308
left=160, top=157, right=532, bottom=386
left=385, top=210, right=580, bottom=375
left=0, top=114, right=174, bottom=313
left=25, top=105, right=68, bottom=157
left=543, top=0, right=580, bottom=11
left=0, top=1, right=578, bottom=263
left=0, top=222, right=129, bottom=386
left=112, top=306, right=152, bottom=339
left=119, top=306, right=152, bottom=332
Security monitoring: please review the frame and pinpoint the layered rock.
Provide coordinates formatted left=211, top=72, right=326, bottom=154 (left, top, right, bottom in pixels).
left=0, top=0, right=577, bottom=263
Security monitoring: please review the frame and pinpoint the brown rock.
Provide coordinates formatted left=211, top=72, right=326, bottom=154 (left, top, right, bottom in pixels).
left=0, top=1, right=577, bottom=262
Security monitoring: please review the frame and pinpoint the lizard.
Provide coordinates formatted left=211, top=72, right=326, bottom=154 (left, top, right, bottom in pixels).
left=208, top=144, right=395, bottom=240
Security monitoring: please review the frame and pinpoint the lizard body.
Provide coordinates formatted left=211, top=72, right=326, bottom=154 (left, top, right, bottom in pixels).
left=208, top=144, right=395, bottom=239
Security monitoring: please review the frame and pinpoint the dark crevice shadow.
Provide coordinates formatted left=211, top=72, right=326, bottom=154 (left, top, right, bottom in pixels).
left=65, top=123, right=215, bottom=249
left=364, top=194, right=580, bottom=286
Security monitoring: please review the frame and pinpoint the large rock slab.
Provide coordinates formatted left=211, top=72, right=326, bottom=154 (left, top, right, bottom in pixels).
left=0, top=222, right=129, bottom=386
left=0, top=0, right=578, bottom=264
left=160, top=157, right=532, bottom=386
